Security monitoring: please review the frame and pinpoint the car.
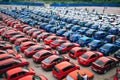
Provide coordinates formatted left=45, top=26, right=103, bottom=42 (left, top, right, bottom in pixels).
left=108, top=28, right=119, bottom=35
left=63, top=31, right=73, bottom=39
left=69, top=34, right=82, bottom=42
left=0, top=42, right=13, bottom=50
left=78, top=51, right=103, bottom=66
left=10, top=34, right=25, bottom=43
left=94, top=31, right=107, bottom=40
left=56, top=29, right=67, bottom=36
left=24, top=44, right=51, bottom=57
left=63, top=69, right=94, bottom=80
left=44, top=36, right=65, bottom=45
left=71, top=25, right=81, bottom=32
left=77, top=36, right=93, bottom=47
left=37, top=32, right=56, bottom=42
left=14, top=38, right=30, bottom=46
left=0, top=58, right=29, bottom=74
left=77, top=27, right=88, bottom=35
left=20, top=41, right=36, bottom=52
left=105, top=35, right=117, bottom=43
left=88, top=40, right=104, bottom=50
left=50, top=27, right=60, bottom=33
left=68, top=47, right=87, bottom=59
left=114, top=49, right=120, bottom=61
left=0, top=26, right=6, bottom=35
left=32, top=50, right=53, bottom=63
left=100, top=26, right=110, bottom=32
left=41, top=55, right=69, bottom=70
left=18, top=74, right=48, bottom=80
left=78, top=21, right=87, bottom=26
left=114, top=68, right=120, bottom=80
left=71, top=19, right=79, bottom=25
left=86, top=29, right=97, bottom=37
left=26, top=28, right=38, bottom=36
left=15, top=24, right=30, bottom=32
left=3, top=67, right=35, bottom=80
left=32, top=30, right=44, bottom=39
left=114, top=38, right=120, bottom=48
left=84, top=22, right=94, bottom=28
left=99, top=43, right=119, bottom=56
left=50, top=39, right=69, bottom=49
left=57, top=43, right=80, bottom=54
left=45, top=24, right=55, bottom=32
left=66, top=24, right=74, bottom=30
left=52, top=61, right=80, bottom=80
left=91, top=23, right=99, bottom=30
left=23, top=27, right=32, bottom=33
left=91, top=56, right=119, bottom=74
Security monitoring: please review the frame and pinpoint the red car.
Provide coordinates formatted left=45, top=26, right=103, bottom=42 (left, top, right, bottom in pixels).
left=0, top=58, right=29, bottom=74
left=3, top=67, right=35, bottom=80
left=15, top=24, right=30, bottom=32
left=0, top=26, right=6, bottom=35
left=41, top=55, right=69, bottom=71
left=18, top=74, right=48, bottom=80
left=26, top=28, right=38, bottom=36
left=14, top=38, right=30, bottom=46
left=10, top=34, right=25, bottom=43
left=52, top=61, right=80, bottom=80
left=50, top=39, right=69, bottom=48
left=0, top=43, right=13, bottom=50
left=114, top=68, right=120, bottom=80
left=32, top=30, right=44, bottom=39
left=44, top=35, right=65, bottom=45
left=78, top=51, right=103, bottom=66
left=20, top=41, right=36, bottom=52
left=23, top=27, right=32, bottom=33
left=24, top=44, right=51, bottom=57
left=91, top=56, right=119, bottom=74
left=32, top=50, right=53, bottom=63
left=37, top=32, right=55, bottom=41
left=57, top=43, right=80, bottom=54
left=68, top=47, right=88, bottom=59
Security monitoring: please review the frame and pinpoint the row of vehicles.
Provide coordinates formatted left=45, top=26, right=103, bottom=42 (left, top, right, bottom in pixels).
left=0, top=7, right=120, bottom=80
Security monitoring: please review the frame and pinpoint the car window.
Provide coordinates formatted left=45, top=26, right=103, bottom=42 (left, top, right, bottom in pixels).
left=35, top=47, right=43, bottom=50
left=90, top=54, right=97, bottom=59
left=63, top=65, right=75, bottom=72
left=10, top=74, right=17, bottom=79
left=105, top=61, right=112, bottom=65
left=18, top=72, right=26, bottom=76
left=41, top=53, right=50, bottom=57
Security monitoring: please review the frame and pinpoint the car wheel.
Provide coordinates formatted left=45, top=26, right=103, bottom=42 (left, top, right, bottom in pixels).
left=103, top=70, right=107, bottom=74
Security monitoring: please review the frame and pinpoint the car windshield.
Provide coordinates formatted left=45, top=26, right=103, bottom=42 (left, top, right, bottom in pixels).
left=53, top=67, right=60, bottom=73
left=95, top=60, right=105, bottom=66
left=44, top=58, right=51, bottom=63
left=27, top=47, right=33, bottom=51
left=81, top=54, right=89, bottom=59
left=35, top=53, right=40, bottom=57
left=66, top=75, right=74, bottom=80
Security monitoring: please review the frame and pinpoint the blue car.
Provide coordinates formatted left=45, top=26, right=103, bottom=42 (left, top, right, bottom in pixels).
left=56, top=29, right=67, bottom=36
left=77, top=36, right=93, bottom=47
left=39, top=23, right=48, bottom=29
left=114, top=38, right=120, bottom=48
left=104, top=35, right=116, bottom=43
left=71, top=19, right=79, bottom=25
left=114, top=49, right=120, bottom=61
left=66, top=18, right=73, bottom=23
left=63, top=31, right=73, bottom=39
left=84, top=22, right=94, bottom=28
left=100, top=26, right=110, bottom=32
left=94, top=31, right=107, bottom=40
left=71, top=25, right=81, bottom=32
left=45, top=25, right=55, bottom=32
left=43, top=18, right=50, bottom=23
left=66, top=24, right=74, bottom=30
left=88, top=40, right=104, bottom=50
left=69, top=34, right=82, bottom=42
left=91, top=23, right=99, bottom=30
left=77, top=27, right=88, bottom=35
left=99, top=43, right=119, bottom=56
left=50, top=27, right=60, bottom=33
left=86, top=29, right=97, bottom=37
left=78, top=21, right=87, bottom=26
left=108, top=28, right=119, bottom=35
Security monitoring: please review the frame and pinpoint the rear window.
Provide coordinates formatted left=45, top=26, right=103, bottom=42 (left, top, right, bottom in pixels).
left=81, top=54, right=89, bottom=59
left=53, top=67, right=60, bottom=73
left=95, top=60, right=104, bottom=66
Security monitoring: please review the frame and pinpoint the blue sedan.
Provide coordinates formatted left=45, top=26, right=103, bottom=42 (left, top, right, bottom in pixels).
left=94, top=31, right=107, bottom=40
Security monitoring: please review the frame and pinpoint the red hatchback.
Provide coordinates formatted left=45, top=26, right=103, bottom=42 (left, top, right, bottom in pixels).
left=24, top=44, right=51, bottom=57
left=32, top=50, right=53, bottom=63
left=68, top=47, right=88, bottom=59
left=32, top=30, right=44, bottom=39
left=20, top=41, right=36, bottom=52
left=14, top=38, right=30, bottom=46
left=41, top=55, right=69, bottom=71
left=78, top=51, right=103, bottom=66
left=91, top=56, right=119, bottom=74
left=52, top=61, right=80, bottom=80
left=3, top=67, right=35, bottom=80
left=18, top=74, right=48, bottom=80
left=23, top=27, right=32, bottom=33
left=57, top=43, right=80, bottom=54
left=26, top=28, right=38, bottom=36
left=0, top=58, right=29, bottom=74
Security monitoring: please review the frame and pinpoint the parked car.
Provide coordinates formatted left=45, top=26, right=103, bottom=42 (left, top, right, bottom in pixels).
left=77, top=27, right=88, bottom=35
left=24, top=44, right=51, bottom=57
left=94, top=31, right=107, bottom=40
left=99, top=26, right=110, bottom=32
left=26, top=28, right=38, bottom=36
left=99, top=43, right=119, bottom=56
left=104, top=35, right=116, bottom=43
left=18, top=74, right=48, bottom=80
left=52, top=61, right=80, bottom=80
left=69, top=34, right=82, bottom=42
left=68, top=47, right=87, bottom=59
left=56, top=29, right=67, bottom=36
left=41, top=55, right=69, bottom=70
left=114, top=49, right=120, bottom=61
left=0, top=58, right=29, bottom=74
left=32, top=30, right=44, bottom=39
left=71, top=25, right=81, bottom=32
left=63, top=69, right=94, bottom=80
left=86, top=29, right=97, bottom=37
left=57, top=43, right=80, bottom=54
left=0, top=43, right=13, bottom=50
left=114, top=38, right=120, bottom=48
left=23, top=27, right=32, bottom=33
left=3, top=67, right=35, bottom=80
left=66, top=24, right=74, bottom=30
left=63, top=31, right=73, bottom=39
left=114, top=67, right=120, bottom=80
left=88, top=40, right=104, bottom=50
left=91, top=56, right=119, bottom=74
left=77, top=36, right=93, bottom=47
left=33, top=50, right=53, bottom=63
left=14, top=38, right=30, bottom=46
left=78, top=51, right=103, bottom=66
left=108, top=28, right=119, bottom=35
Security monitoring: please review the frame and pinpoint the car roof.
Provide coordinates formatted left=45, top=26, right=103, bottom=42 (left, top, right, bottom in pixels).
left=71, top=47, right=82, bottom=52
left=47, top=55, right=59, bottom=61
left=16, top=38, right=29, bottom=41
left=21, top=41, right=35, bottom=45
left=0, top=58, right=16, bottom=65
left=84, top=51, right=96, bottom=56
left=98, top=57, right=110, bottom=63
left=36, top=50, right=51, bottom=55
left=103, top=43, right=114, bottom=47
left=55, top=61, right=72, bottom=70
